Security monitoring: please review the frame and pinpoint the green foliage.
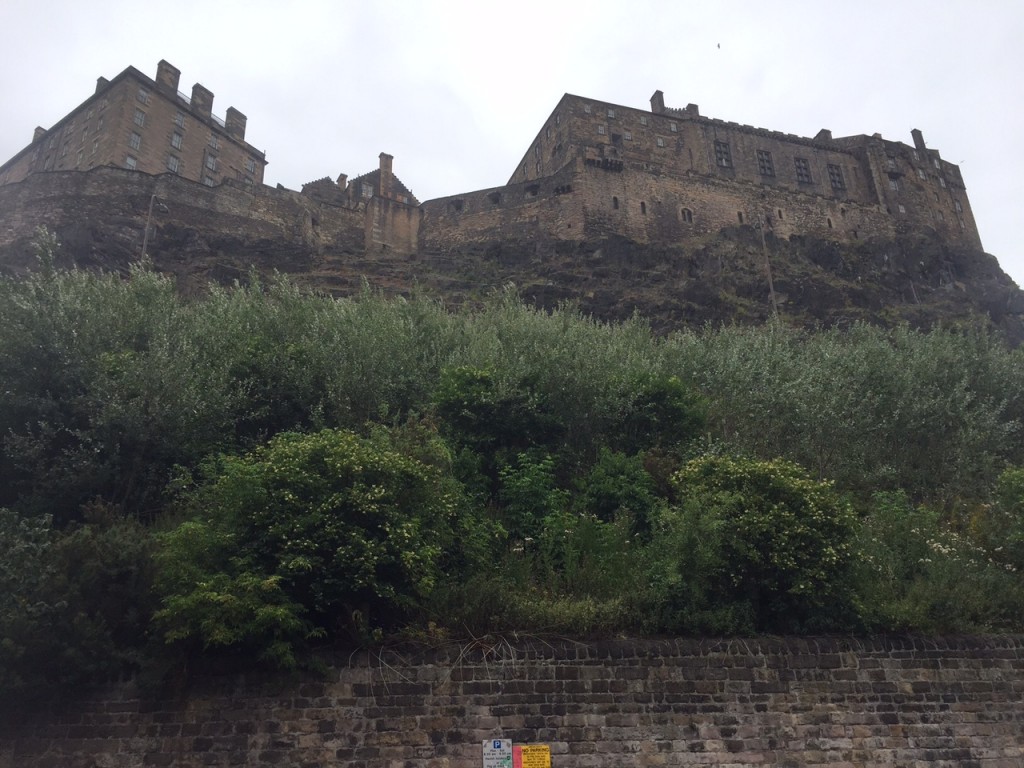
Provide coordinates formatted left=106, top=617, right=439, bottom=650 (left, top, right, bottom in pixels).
left=663, top=455, right=859, bottom=632
left=498, top=451, right=568, bottom=543
left=0, top=506, right=155, bottom=708
left=855, top=492, right=1024, bottom=631
left=154, top=427, right=474, bottom=663
left=669, top=322, right=1024, bottom=504
left=578, top=448, right=660, bottom=536
left=3, top=260, right=1024, bottom=693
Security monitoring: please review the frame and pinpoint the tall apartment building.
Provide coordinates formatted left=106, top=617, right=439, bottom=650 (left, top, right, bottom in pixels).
left=0, top=61, right=266, bottom=188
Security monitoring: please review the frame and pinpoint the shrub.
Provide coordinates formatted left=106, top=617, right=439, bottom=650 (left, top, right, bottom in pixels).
left=154, top=427, right=473, bottom=664
left=661, top=454, right=859, bottom=632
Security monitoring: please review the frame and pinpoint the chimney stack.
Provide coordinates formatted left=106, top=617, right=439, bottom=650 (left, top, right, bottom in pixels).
left=156, top=60, right=181, bottom=93
left=95, top=76, right=109, bottom=94
left=33, top=126, right=46, bottom=143
left=650, top=90, right=666, bottom=114
left=191, top=83, right=214, bottom=118
left=379, top=152, right=393, bottom=198
left=225, top=107, right=247, bottom=140
left=911, top=128, right=927, bottom=152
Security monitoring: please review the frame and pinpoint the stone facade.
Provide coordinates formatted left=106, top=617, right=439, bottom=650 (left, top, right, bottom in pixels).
left=1, top=636, right=1022, bottom=768
left=0, top=63, right=985, bottom=260
left=436, top=91, right=978, bottom=256
left=0, top=61, right=266, bottom=189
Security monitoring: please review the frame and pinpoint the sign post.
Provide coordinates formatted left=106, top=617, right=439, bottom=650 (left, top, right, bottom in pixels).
left=482, top=739, right=513, bottom=768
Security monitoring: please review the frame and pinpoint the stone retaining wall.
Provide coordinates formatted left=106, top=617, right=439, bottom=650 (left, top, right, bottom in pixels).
left=1, top=635, right=1022, bottom=767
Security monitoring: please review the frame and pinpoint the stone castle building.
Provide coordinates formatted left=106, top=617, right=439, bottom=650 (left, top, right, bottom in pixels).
left=0, top=60, right=986, bottom=269
left=0, top=61, right=266, bottom=189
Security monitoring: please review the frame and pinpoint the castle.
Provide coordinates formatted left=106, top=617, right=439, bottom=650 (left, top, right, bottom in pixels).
left=0, top=60, right=984, bottom=263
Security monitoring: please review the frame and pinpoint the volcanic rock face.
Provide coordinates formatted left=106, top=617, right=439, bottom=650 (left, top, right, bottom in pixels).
left=1, top=168, right=1021, bottom=343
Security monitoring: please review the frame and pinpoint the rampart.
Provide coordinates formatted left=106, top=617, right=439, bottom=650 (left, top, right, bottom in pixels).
left=2, top=636, right=1021, bottom=767
left=0, top=166, right=420, bottom=287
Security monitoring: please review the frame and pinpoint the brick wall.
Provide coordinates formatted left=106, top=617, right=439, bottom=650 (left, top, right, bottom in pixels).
left=1, top=636, right=1021, bottom=768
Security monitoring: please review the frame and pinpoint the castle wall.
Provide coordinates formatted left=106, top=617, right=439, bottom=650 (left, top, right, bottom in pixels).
left=366, top=196, right=420, bottom=254
left=572, top=160, right=895, bottom=245
left=419, top=167, right=583, bottom=252
left=1, top=636, right=1022, bottom=768
left=0, top=167, right=364, bottom=273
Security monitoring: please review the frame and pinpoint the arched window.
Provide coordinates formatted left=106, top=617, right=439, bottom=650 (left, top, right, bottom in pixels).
left=827, top=217, right=833, bottom=229
left=612, top=196, right=619, bottom=210
left=640, top=201, right=647, bottom=215
left=680, top=207, right=693, bottom=223
left=737, top=211, right=744, bottom=224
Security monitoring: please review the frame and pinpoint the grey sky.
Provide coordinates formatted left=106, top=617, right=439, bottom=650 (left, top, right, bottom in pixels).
left=2, top=0, right=1022, bottom=286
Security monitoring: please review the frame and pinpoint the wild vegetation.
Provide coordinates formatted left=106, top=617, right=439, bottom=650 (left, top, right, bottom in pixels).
left=3, top=233, right=1024, bottom=706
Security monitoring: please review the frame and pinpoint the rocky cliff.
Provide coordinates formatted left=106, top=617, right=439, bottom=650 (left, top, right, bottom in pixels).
left=1, top=168, right=1022, bottom=342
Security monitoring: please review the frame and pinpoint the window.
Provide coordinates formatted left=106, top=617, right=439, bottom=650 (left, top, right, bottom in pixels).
left=656, top=137, right=666, bottom=147
left=612, top=196, right=619, bottom=209
left=174, top=112, right=185, bottom=128
left=887, top=157, right=897, bottom=170
left=362, top=183, right=373, bottom=198
left=917, top=169, right=927, bottom=180
left=954, top=200, right=962, bottom=213
left=680, top=207, right=693, bottom=223
left=898, top=204, right=906, bottom=214
left=583, top=104, right=592, bottom=114
left=639, top=115, right=648, bottom=126
left=76, top=149, right=83, bottom=165
left=167, top=155, right=180, bottom=173
left=129, top=132, right=141, bottom=150
left=756, top=149, right=775, bottom=177
left=827, top=163, right=846, bottom=190
left=888, top=178, right=899, bottom=191
left=61, top=143, right=68, bottom=157
left=545, top=126, right=550, bottom=138
left=203, top=176, right=215, bottom=187
left=640, top=201, right=647, bottom=215
left=205, top=155, right=217, bottom=171
left=137, top=87, right=149, bottom=104
left=933, top=158, right=941, bottom=169
left=737, top=211, right=744, bottom=224
left=245, top=157, right=257, bottom=174
left=669, top=121, right=677, bottom=132
left=596, top=125, right=606, bottom=135
left=714, top=140, right=732, bottom=168
left=623, top=131, right=632, bottom=141
left=939, top=177, right=946, bottom=188
left=607, top=109, right=615, bottom=118
left=125, top=155, right=137, bottom=170
left=794, top=157, right=812, bottom=183
left=171, top=133, right=183, bottom=150
left=97, top=116, right=103, bottom=131
left=133, top=109, right=146, bottom=127
left=91, top=139, right=98, bottom=155
left=209, top=134, right=220, bottom=150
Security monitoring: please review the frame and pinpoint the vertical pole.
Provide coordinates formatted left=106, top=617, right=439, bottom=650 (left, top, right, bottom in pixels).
left=758, top=211, right=780, bottom=319
left=141, top=193, right=157, bottom=258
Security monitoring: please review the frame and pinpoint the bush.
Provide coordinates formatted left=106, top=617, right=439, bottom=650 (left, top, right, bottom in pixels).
left=657, top=454, right=859, bottom=633
left=856, top=491, right=1024, bottom=632
left=154, top=427, right=474, bottom=664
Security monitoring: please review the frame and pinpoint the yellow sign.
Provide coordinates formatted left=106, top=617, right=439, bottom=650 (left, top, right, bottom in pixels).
left=514, top=744, right=551, bottom=768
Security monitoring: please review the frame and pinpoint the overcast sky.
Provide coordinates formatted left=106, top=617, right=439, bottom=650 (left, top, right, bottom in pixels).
left=2, top=0, right=1022, bottom=285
